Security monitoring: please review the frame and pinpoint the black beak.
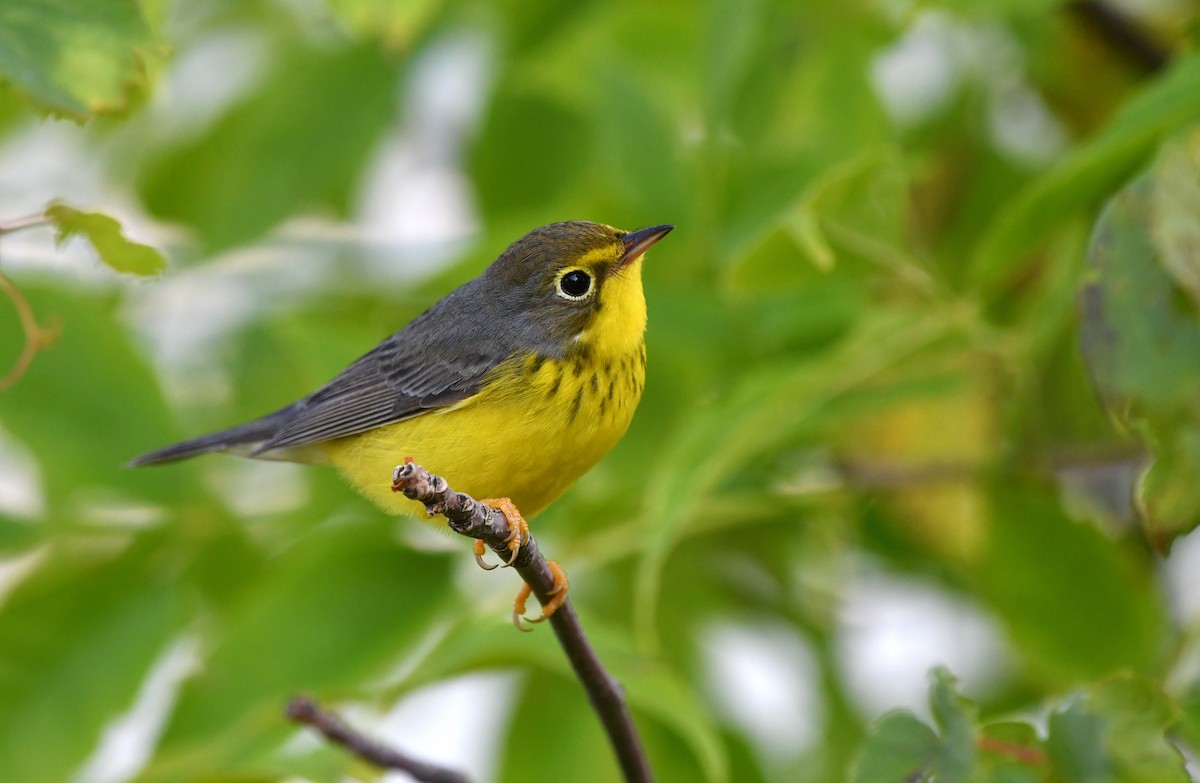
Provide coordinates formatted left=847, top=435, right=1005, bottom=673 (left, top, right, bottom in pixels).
left=618, top=224, right=674, bottom=268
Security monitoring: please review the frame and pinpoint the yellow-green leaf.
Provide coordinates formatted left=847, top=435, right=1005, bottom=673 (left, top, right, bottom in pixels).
left=44, top=203, right=166, bottom=276
left=0, top=0, right=167, bottom=119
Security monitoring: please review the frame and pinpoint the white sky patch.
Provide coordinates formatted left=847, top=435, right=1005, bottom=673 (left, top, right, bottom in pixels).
left=0, top=428, right=44, bottom=519
left=123, top=239, right=336, bottom=396
left=76, top=497, right=167, bottom=530
left=0, top=114, right=175, bottom=283
left=146, top=27, right=270, bottom=142
left=1167, top=532, right=1200, bottom=712
left=205, top=458, right=311, bottom=517
left=0, top=123, right=105, bottom=217
left=700, top=619, right=823, bottom=768
left=834, top=570, right=1008, bottom=718
left=377, top=672, right=517, bottom=783
left=871, top=12, right=1067, bottom=166
left=0, top=123, right=117, bottom=279
left=977, top=28, right=1067, bottom=165
left=71, top=636, right=201, bottom=783
left=1162, top=526, right=1200, bottom=626
left=871, top=12, right=962, bottom=126
left=355, top=29, right=491, bottom=280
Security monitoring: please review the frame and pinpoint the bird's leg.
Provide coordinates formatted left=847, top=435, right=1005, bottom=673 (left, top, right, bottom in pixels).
left=512, top=560, right=570, bottom=632
left=479, top=497, right=528, bottom=567
left=477, top=498, right=569, bottom=629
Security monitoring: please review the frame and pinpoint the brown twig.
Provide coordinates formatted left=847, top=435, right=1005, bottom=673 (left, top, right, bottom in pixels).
left=0, top=270, right=60, bottom=392
left=0, top=214, right=60, bottom=392
left=286, top=696, right=470, bottom=783
left=977, top=734, right=1048, bottom=765
left=1068, top=1, right=1169, bottom=73
left=390, top=460, right=656, bottom=783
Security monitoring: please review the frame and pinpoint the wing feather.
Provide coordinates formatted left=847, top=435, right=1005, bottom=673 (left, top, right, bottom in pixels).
left=249, top=285, right=512, bottom=455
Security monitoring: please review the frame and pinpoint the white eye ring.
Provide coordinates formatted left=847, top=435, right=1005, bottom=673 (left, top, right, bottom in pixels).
left=556, top=269, right=594, bottom=300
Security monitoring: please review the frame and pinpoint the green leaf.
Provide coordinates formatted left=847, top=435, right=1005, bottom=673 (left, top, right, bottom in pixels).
left=498, top=667, right=626, bottom=783
left=326, top=0, right=443, bottom=48
left=725, top=150, right=925, bottom=293
left=1092, top=675, right=1187, bottom=782
left=44, top=203, right=167, bottom=276
left=0, top=283, right=210, bottom=513
left=1081, top=155, right=1200, bottom=547
left=139, top=521, right=454, bottom=782
left=975, top=721, right=1044, bottom=783
left=1047, top=674, right=1187, bottom=783
left=854, top=669, right=989, bottom=783
left=970, top=52, right=1200, bottom=291
left=1082, top=178, right=1200, bottom=411
left=0, top=518, right=41, bottom=555
left=0, top=0, right=166, bottom=119
left=928, top=668, right=976, bottom=782
left=635, top=306, right=951, bottom=648
left=594, top=60, right=688, bottom=220
left=468, top=87, right=589, bottom=221
left=853, top=712, right=940, bottom=783
left=139, top=40, right=397, bottom=251
left=628, top=667, right=730, bottom=783
left=701, top=0, right=764, bottom=134
left=973, top=485, right=1165, bottom=681
left=497, top=666, right=718, bottom=783
left=0, top=535, right=188, bottom=783
left=1151, top=129, right=1200, bottom=306
left=1048, top=702, right=1111, bottom=783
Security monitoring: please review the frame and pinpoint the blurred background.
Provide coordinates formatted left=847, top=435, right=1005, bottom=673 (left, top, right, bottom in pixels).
left=2, top=1, right=1200, bottom=781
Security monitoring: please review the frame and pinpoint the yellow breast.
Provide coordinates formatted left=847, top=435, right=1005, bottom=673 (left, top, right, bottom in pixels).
left=322, top=347, right=645, bottom=518
left=322, top=258, right=648, bottom=519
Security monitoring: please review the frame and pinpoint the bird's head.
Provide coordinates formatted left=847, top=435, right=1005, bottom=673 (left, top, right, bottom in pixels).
left=484, top=221, right=673, bottom=357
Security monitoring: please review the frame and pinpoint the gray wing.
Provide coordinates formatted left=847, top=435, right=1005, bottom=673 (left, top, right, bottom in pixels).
left=249, top=293, right=508, bottom=456
left=130, top=278, right=529, bottom=468
left=248, top=351, right=490, bottom=455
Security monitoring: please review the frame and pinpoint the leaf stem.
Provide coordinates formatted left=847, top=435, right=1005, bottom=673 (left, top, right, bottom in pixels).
left=0, top=215, right=51, bottom=237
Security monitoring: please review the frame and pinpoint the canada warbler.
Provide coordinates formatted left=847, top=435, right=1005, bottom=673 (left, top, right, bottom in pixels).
left=132, top=221, right=672, bottom=621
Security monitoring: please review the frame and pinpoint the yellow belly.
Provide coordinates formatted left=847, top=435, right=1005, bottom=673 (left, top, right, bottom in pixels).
left=322, top=347, right=646, bottom=519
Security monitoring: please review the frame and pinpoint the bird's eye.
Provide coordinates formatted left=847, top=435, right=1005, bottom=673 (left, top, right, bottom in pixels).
left=557, top=269, right=593, bottom=299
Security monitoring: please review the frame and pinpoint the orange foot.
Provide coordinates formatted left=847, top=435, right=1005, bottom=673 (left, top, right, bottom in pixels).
left=478, top=497, right=528, bottom=568
left=513, top=560, right=569, bottom=632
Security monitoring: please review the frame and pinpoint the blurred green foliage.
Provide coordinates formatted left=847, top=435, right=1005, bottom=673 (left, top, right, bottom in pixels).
left=2, top=1, right=1200, bottom=782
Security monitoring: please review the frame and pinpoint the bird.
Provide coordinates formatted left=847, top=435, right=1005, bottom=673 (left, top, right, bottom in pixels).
left=132, top=220, right=673, bottom=625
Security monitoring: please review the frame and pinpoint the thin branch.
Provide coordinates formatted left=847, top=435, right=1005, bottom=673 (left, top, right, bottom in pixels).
left=391, top=460, right=656, bottom=783
left=0, top=214, right=51, bottom=236
left=0, top=270, right=60, bottom=392
left=286, top=696, right=471, bottom=783
left=1068, top=1, right=1169, bottom=73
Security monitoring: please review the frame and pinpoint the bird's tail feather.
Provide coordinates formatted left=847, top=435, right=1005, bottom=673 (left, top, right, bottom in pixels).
left=129, top=407, right=296, bottom=467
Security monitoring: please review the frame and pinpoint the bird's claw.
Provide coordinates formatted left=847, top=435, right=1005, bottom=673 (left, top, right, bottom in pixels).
left=473, top=539, right=498, bottom=571
left=479, top=497, right=528, bottom=569
left=512, top=560, right=569, bottom=631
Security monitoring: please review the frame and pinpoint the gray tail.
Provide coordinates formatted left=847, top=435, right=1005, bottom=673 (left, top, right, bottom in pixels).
left=129, top=407, right=296, bottom=467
